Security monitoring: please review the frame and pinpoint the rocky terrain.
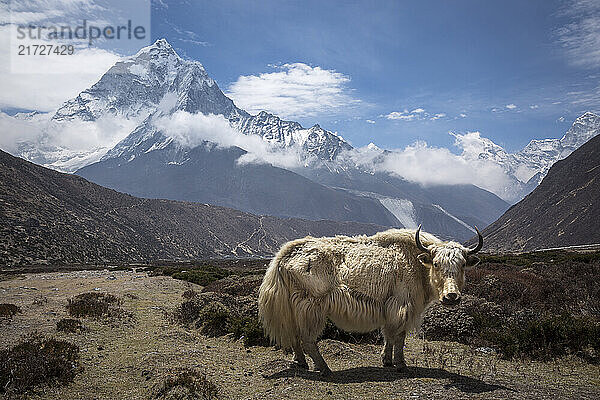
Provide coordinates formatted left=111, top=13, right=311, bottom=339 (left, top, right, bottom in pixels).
left=0, top=149, right=385, bottom=266
left=475, top=132, right=600, bottom=252
left=1, top=253, right=598, bottom=400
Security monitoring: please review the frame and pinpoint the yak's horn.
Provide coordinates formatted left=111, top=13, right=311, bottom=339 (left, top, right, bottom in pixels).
left=415, top=225, right=429, bottom=253
left=468, top=227, right=484, bottom=254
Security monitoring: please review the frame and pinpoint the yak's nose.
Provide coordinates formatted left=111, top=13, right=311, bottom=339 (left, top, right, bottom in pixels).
left=446, top=292, right=458, bottom=301
left=442, top=292, right=460, bottom=305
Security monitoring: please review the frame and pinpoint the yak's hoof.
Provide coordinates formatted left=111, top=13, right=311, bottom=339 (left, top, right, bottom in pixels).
left=395, top=362, right=408, bottom=372
left=317, top=366, right=332, bottom=377
left=294, top=360, right=309, bottom=369
left=383, top=362, right=394, bottom=368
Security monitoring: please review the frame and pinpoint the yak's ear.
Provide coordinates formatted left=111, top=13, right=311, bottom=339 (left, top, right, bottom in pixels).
left=417, top=252, right=432, bottom=266
left=466, top=255, right=480, bottom=269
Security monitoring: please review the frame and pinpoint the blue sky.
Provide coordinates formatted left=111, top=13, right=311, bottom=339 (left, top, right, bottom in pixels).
left=152, top=0, right=600, bottom=152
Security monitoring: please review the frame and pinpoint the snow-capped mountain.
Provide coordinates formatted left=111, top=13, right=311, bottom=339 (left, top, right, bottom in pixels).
left=15, top=38, right=598, bottom=239
left=455, top=112, right=600, bottom=201
left=53, top=39, right=240, bottom=122
left=235, top=112, right=352, bottom=161
left=50, top=39, right=350, bottom=164
left=58, top=39, right=509, bottom=239
left=516, top=112, right=600, bottom=183
left=477, top=131, right=600, bottom=251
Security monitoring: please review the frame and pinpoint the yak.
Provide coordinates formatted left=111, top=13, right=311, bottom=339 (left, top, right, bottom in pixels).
left=258, top=226, right=483, bottom=375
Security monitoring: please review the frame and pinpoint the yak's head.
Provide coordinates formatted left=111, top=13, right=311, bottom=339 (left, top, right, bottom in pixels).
left=415, top=225, right=483, bottom=307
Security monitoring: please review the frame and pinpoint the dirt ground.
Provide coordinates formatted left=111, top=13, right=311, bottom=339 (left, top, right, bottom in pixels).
left=1, top=270, right=599, bottom=400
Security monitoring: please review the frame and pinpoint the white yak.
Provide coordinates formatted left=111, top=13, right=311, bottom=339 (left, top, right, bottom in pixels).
left=258, top=226, right=483, bottom=375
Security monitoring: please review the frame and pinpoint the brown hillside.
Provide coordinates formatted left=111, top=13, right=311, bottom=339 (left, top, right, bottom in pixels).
left=477, top=134, right=600, bottom=252
left=0, top=150, right=384, bottom=266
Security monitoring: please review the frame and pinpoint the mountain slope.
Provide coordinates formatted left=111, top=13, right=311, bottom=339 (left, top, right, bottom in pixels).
left=76, top=126, right=398, bottom=225
left=0, top=149, right=387, bottom=266
left=299, top=166, right=509, bottom=240
left=476, top=133, right=600, bottom=252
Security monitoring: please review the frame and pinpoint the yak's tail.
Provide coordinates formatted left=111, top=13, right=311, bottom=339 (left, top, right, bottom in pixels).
left=258, top=256, right=297, bottom=350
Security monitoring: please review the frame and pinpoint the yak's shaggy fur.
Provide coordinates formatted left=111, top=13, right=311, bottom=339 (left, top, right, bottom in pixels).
left=258, top=228, right=478, bottom=374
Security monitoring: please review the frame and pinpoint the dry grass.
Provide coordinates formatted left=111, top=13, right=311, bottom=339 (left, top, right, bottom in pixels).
left=56, top=318, right=85, bottom=334
left=0, top=268, right=599, bottom=399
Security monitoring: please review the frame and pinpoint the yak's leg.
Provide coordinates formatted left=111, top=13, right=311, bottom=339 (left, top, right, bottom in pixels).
left=393, top=330, right=407, bottom=370
left=381, top=327, right=394, bottom=367
left=292, top=341, right=308, bottom=369
left=302, top=340, right=331, bottom=375
left=295, top=299, right=330, bottom=375
left=384, top=297, right=408, bottom=371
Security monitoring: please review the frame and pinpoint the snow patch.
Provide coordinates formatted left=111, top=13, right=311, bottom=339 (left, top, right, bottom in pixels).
left=432, top=204, right=475, bottom=233
left=377, top=198, right=417, bottom=228
left=145, top=136, right=173, bottom=153
left=128, top=64, right=149, bottom=79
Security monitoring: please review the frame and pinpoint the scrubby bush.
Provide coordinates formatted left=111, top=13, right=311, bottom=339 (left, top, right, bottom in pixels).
left=481, top=251, right=600, bottom=267
left=173, top=297, right=204, bottom=325
left=479, top=313, right=600, bottom=362
left=229, top=316, right=269, bottom=347
left=66, top=292, right=122, bottom=318
left=0, top=333, right=80, bottom=394
left=56, top=318, right=85, bottom=333
left=424, top=250, right=600, bottom=363
left=195, top=302, right=230, bottom=336
left=0, top=303, right=20, bottom=319
left=172, top=292, right=269, bottom=347
left=201, top=275, right=263, bottom=297
left=155, top=368, right=220, bottom=400
left=182, top=289, right=199, bottom=300
left=471, top=253, right=600, bottom=315
left=422, top=296, right=505, bottom=342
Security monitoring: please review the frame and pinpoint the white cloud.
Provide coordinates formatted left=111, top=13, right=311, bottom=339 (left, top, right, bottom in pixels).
left=226, top=63, right=360, bottom=119
left=0, top=0, right=124, bottom=112
left=556, top=0, right=600, bottom=68
left=459, top=113, right=467, bottom=118
left=529, top=104, right=539, bottom=109
left=366, top=119, right=375, bottom=124
left=557, top=116, right=566, bottom=122
left=153, top=111, right=302, bottom=169
left=386, top=108, right=449, bottom=122
left=0, top=110, right=140, bottom=171
left=386, top=111, right=417, bottom=121
left=0, top=112, right=50, bottom=153
left=344, top=139, right=513, bottom=198
left=505, top=104, right=517, bottom=110
left=0, top=43, right=120, bottom=111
